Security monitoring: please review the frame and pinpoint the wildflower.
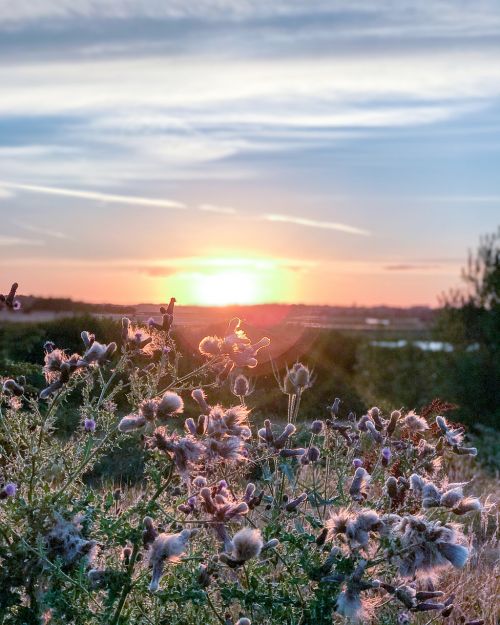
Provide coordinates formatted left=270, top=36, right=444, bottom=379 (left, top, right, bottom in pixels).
left=284, top=362, right=312, bottom=394
left=263, top=538, right=279, bottom=551
left=393, top=515, right=469, bottom=577
left=311, top=419, right=324, bottom=434
left=157, top=391, right=184, bottom=420
left=285, top=492, right=307, bottom=511
left=366, top=420, right=383, bottom=443
left=205, top=435, right=247, bottom=463
left=232, top=374, right=251, bottom=399
left=280, top=447, right=306, bottom=458
left=142, top=516, right=159, bottom=548
left=230, top=337, right=270, bottom=368
left=84, top=418, right=96, bottom=432
left=148, top=298, right=176, bottom=332
left=0, top=483, right=17, bottom=499
left=149, top=428, right=204, bottom=481
left=148, top=529, right=196, bottom=592
left=0, top=282, right=20, bottom=310
left=198, top=485, right=249, bottom=550
left=385, top=477, right=399, bottom=500
left=387, top=410, right=401, bottom=436
left=436, top=415, right=464, bottom=446
left=258, top=420, right=295, bottom=451
left=368, top=406, right=385, bottom=431
left=403, top=411, right=429, bottom=433
left=78, top=337, right=117, bottom=366
left=190, top=389, right=209, bottom=416
left=45, top=513, right=97, bottom=568
left=118, top=414, right=146, bottom=433
left=306, top=446, right=321, bottom=463
left=349, top=467, right=371, bottom=502
left=2, top=378, right=24, bottom=396
left=206, top=404, right=251, bottom=439
left=199, top=336, right=223, bottom=357
left=381, top=447, right=392, bottom=466
left=222, top=528, right=263, bottom=565
left=452, top=497, right=482, bottom=515
left=330, top=397, right=341, bottom=415
left=122, top=318, right=153, bottom=353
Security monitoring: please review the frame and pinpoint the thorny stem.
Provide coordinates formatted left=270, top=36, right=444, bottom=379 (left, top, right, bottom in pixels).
left=110, top=541, right=141, bottom=625
left=53, top=426, right=117, bottom=502
left=154, top=356, right=225, bottom=398
left=204, top=590, right=226, bottom=625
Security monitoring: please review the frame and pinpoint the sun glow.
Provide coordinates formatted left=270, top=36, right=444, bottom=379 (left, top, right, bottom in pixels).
left=194, top=270, right=260, bottom=306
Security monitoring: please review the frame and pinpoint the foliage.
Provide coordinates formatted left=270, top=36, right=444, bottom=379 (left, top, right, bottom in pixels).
left=0, top=286, right=496, bottom=625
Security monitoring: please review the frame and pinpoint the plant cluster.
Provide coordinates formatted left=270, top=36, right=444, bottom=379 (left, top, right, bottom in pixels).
left=0, top=282, right=496, bottom=625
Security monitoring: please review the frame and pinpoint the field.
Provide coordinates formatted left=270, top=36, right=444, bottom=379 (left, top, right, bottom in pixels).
left=0, top=302, right=498, bottom=625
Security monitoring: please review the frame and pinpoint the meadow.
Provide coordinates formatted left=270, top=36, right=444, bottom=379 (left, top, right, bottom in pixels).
left=0, top=282, right=498, bottom=625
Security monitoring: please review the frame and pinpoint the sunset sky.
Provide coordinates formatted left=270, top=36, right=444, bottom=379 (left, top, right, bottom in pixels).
left=1, top=1, right=499, bottom=306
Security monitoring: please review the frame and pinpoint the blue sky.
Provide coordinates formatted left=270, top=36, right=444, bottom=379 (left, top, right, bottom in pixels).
left=0, top=1, right=499, bottom=305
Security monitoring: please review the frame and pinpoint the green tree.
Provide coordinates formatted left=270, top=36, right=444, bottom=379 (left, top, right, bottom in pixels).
left=436, top=227, right=500, bottom=427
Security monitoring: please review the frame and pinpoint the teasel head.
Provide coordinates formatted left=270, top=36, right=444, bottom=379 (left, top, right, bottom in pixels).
left=284, top=362, right=312, bottom=394
left=232, top=374, right=251, bottom=399
left=191, top=388, right=210, bottom=414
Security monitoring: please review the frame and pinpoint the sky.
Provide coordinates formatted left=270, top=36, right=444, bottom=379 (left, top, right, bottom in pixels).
left=1, top=0, right=499, bottom=307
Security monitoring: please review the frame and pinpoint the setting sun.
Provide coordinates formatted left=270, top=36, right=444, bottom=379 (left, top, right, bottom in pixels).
left=194, top=269, right=260, bottom=306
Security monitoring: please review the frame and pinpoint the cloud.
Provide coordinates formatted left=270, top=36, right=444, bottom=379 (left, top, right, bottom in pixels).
left=11, top=219, right=71, bottom=240
left=384, top=264, right=440, bottom=271
left=198, top=203, right=237, bottom=215
left=0, top=235, right=44, bottom=246
left=263, top=213, right=371, bottom=236
left=0, top=181, right=186, bottom=209
left=419, top=195, right=500, bottom=204
left=0, top=188, right=15, bottom=199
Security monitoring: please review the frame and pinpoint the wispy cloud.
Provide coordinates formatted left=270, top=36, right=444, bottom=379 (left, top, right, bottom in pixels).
left=11, top=219, right=71, bottom=240
left=198, top=203, right=237, bottom=215
left=0, top=182, right=186, bottom=209
left=0, top=235, right=44, bottom=247
left=0, top=188, right=15, bottom=199
left=419, top=195, right=500, bottom=204
left=263, top=213, right=371, bottom=237
left=384, top=264, right=440, bottom=271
